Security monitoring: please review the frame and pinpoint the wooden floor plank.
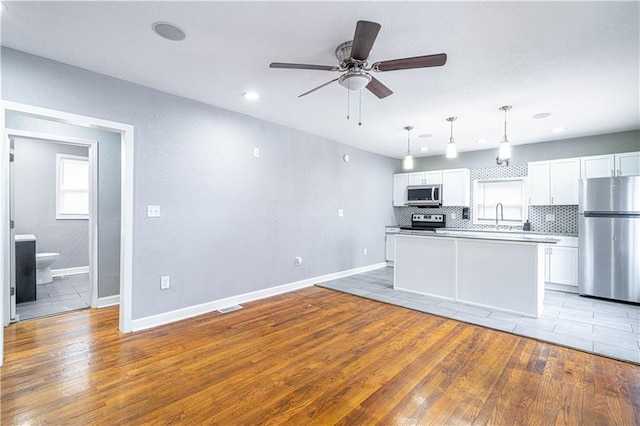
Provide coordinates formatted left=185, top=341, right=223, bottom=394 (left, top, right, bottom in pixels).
left=2, top=286, right=639, bottom=424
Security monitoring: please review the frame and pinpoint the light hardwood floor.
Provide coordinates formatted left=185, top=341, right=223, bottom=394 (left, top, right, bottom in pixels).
left=2, top=286, right=639, bottom=424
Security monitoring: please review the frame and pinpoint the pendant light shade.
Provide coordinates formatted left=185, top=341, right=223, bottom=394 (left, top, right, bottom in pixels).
left=403, top=125, right=414, bottom=170
left=496, top=105, right=512, bottom=166
left=445, top=117, right=458, bottom=159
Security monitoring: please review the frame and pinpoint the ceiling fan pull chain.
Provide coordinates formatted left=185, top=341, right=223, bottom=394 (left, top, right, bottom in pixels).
left=358, top=89, right=362, bottom=126
left=346, top=81, right=350, bottom=120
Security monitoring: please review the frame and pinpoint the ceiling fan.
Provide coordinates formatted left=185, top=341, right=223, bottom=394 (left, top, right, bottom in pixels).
left=270, top=20, right=447, bottom=99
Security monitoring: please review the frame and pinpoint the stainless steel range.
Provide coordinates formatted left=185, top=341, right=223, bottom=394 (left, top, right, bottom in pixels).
left=402, top=213, right=446, bottom=232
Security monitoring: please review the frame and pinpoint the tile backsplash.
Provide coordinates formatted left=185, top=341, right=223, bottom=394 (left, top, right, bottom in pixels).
left=394, top=164, right=579, bottom=235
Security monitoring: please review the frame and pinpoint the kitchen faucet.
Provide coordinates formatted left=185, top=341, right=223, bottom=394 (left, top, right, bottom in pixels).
left=495, top=202, right=504, bottom=229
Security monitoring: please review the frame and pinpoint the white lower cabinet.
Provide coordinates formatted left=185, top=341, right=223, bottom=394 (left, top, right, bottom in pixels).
left=543, top=236, right=578, bottom=291
left=385, top=234, right=396, bottom=262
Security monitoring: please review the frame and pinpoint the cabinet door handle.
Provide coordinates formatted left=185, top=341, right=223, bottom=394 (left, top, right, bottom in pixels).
left=549, top=247, right=552, bottom=255
left=551, top=196, right=554, bottom=204
left=544, top=247, right=548, bottom=254
left=618, top=169, right=622, bottom=176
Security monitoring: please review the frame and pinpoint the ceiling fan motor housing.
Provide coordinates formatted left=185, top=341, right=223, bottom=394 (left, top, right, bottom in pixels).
left=335, top=41, right=368, bottom=69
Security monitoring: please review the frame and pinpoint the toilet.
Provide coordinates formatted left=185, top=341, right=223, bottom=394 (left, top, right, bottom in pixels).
left=36, top=253, right=59, bottom=284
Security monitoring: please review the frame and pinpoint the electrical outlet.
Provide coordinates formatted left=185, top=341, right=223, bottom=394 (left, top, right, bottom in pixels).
left=545, top=214, right=555, bottom=222
left=295, top=256, right=303, bottom=266
left=451, top=213, right=457, bottom=220
left=253, top=147, right=260, bottom=158
left=338, top=209, right=344, bottom=217
left=363, top=248, right=368, bottom=256
left=147, top=205, right=161, bottom=218
left=160, top=275, right=170, bottom=290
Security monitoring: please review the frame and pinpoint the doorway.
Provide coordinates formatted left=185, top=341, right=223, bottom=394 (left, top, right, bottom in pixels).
left=8, top=131, right=97, bottom=321
left=1, top=101, right=135, bottom=367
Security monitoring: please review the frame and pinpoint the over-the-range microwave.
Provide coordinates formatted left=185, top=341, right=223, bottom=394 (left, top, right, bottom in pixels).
left=406, top=184, right=442, bottom=207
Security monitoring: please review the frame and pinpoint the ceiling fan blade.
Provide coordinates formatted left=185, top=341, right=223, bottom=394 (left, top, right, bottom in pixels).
left=270, top=62, right=339, bottom=72
left=366, top=76, right=393, bottom=99
left=350, top=20, right=381, bottom=61
left=372, top=53, right=447, bottom=72
left=298, top=77, right=340, bottom=98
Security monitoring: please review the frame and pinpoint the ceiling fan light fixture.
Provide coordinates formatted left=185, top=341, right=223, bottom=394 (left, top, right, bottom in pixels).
left=403, top=125, right=414, bottom=170
left=338, top=72, right=372, bottom=91
left=445, top=117, right=458, bottom=159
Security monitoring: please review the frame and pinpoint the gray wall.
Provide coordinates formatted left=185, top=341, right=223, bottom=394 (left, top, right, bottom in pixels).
left=13, top=138, right=89, bottom=268
left=1, top=47, right=397, bottom=319
left=405, top=130, right=640, bottom=173
left=6, top=113, right=121, bottom=298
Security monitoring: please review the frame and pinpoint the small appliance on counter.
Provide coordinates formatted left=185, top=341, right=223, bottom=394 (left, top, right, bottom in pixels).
left=402, top=213, right=446, bottom=232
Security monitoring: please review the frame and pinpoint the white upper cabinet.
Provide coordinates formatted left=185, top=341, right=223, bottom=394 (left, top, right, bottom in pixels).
left=528, top=158, right=580, bottom=205
left=616, top=152, right=640, bottom=177
left=408, top=170, right=442, bottom=186
left=581, top=152, right=640, bottom=178
left=550, top=158, right=581, bottom=205
left=393, top=173, right=408, bottom=207
left=528, top=161, right=550, bottom=205
left=581, top=154, right=615, bottom=178
left=442, top=168, right=470, bottom=207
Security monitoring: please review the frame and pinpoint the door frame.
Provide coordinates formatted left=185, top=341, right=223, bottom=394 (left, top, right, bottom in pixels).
left=7, top=129, right=99, bottom=314
left=1, top=100, right=135, bottom=366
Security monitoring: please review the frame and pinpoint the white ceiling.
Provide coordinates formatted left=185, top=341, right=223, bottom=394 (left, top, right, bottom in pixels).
left=2, top=1, right=638, bottom=159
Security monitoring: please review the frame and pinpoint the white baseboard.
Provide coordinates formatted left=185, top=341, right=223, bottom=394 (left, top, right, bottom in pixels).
left=52, top=266, right=89, bottom=277
left=545, top=283, right=579, bottom=294
left=97, top=295, right=120, bottom=308
left=131, top=262, right=387, bottom=332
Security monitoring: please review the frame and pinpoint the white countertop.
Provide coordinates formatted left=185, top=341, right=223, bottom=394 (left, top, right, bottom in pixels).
left=396, top=230, right=559, bottom=244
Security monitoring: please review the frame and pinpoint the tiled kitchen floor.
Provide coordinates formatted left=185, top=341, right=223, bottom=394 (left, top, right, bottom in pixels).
left=16, top=273, right=90, bottom=321
left=317, top=267, right=640, bottom=365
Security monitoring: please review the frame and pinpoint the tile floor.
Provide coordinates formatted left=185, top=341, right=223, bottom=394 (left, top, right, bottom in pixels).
left=16, top=273, right=90, bottom=321
left=317, top=267, right=640, bottom=365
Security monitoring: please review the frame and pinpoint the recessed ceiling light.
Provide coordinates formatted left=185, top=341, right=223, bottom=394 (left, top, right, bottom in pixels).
left=551, top=127, right=567, bottom=133
left=419, top=146, right=429, bottom=152
left=152, top=22, right=186, bottom=41
left=243, top=92, right=260, bottom=100
left=418, top=133, right=433, bottom=139
left=476, top=138, right=487, bottom=144
left=532, top=112, right=552, bottom=119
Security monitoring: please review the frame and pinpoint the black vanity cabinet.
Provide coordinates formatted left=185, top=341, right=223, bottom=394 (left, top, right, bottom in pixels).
left=16, top=239, right=36, bottom=303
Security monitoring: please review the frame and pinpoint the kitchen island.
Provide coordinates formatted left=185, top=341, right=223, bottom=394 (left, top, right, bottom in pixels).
left=394, top=232, right=558, bottom=318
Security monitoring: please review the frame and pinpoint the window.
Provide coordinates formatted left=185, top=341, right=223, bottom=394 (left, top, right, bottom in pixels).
left=473, top=178, right=527, bottom=225
left=56, top=154, right=89, bottom=219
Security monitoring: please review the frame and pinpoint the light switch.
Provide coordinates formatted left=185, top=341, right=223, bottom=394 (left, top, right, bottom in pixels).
left=338, top=209, right=344, bottom=217
left=147, top=205, right=161, bottom=218
left=160, top=275, right=170, bottom=289
left=253, top=147, right=260, bottom=158
left=545, top=214, right=555, bottom=222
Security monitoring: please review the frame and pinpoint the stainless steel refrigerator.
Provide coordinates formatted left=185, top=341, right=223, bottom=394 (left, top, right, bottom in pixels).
left=579, top=176, right=640, bottom=303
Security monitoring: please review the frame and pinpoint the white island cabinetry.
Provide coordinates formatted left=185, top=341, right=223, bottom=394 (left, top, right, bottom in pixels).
left=394, top=234, right=547, bottom=317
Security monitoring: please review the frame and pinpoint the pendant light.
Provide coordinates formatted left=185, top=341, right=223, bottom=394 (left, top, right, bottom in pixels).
left=446, top=117, right=458, bottom=159
left=403, top=125, right=414, bottom=170
left=496, top=105, right=512, bottom=166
